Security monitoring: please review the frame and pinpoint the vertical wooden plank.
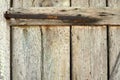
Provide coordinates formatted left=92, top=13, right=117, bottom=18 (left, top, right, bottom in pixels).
left=0, top=0, right=10, bottom=80
left=42, top=26, right=70, bottom=80
left=71, top=0, right=107, bottom=80
left=12, top=0, right=70, bottom=80
left=41, top=0, right=70, bottom=80
left=108, top=0, right=120, bottom=80
left=109, top=27, right=120, bottom=80
left=12, top=0, right=42, bottom=80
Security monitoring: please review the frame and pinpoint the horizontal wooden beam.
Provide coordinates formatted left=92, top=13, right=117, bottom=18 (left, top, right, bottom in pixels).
left=5, top=7, right=120, bottom=26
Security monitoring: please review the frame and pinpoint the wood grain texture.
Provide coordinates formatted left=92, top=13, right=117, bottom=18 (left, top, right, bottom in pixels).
left=42, top=26, right=70, bottom=80
left=0, top=0, right=10, bottom=80
left=12, top=0, right=42, bottom=80
left=12, top=27, right=42, bottom=80
left=109, top=27, right=120, bottom=80
left=6, top=7, right=120, bottom=26
left=71, top=0, right=107, bottom=80
left=8, top=7, right=120, bottom=15
left=12, top=0, right=70, bottom=80
left=40, top=0, right=70, bottom=80
left=109, top=1, right=120, bottom=80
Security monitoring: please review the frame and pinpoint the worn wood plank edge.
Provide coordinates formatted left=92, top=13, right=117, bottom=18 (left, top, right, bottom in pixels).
left=7, top=19, right=120, bottom=26
left=5, top=7, right=120, bottom=26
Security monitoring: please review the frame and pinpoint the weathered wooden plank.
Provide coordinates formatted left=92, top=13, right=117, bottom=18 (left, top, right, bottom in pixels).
left=109, top=27, right=120, bottom=80
left=6, top=7, right=120, bottom=18
left=41, top=0, right=70, bottom=80
left=12, top=27, right=42, bottom=80
left=8, top=19, right=120, bottom=26
left=12, top=0, right=42, bottom=80
left=109, top=1, right=120, bottom=80
left=42, top=26, right=70, bottom=80
left=72, top=0, right=107, bottom=80
left=12, top=0, right=70, bottom=80
left=5, top=7, right=120, bottom=26
left=0, top=0, right=10, bottom=80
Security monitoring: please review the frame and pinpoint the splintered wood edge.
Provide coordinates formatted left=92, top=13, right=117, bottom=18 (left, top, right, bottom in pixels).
left=5, top=7, right=120, bottom=26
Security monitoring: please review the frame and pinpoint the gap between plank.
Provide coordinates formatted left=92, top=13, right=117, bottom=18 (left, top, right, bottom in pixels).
left=106, top=0, right=109, bottom=7
left=106, top=0, right=110, bottom=80
left=70, top=1, right=72, bottom=80
left=10, top=26, right=13, bottom=80
left=10, top=0, right=13, bottom=7
left=10, top=0, right=13, bottom=80
left=107, top=26, right=110, bottom=80
left=40, top=27, right=44, bottom=80
left=70, top=26, right=72, bottom=80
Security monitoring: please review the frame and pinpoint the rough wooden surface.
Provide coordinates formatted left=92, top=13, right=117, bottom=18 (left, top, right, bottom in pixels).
left=41, top=0, right=70, bottom=80
left=42, top=26, right=70, bottom=80
left=12, top=0, right=42, bottom=80
left=5, top=7, right=120, bottom=26
left=12, top=0, right=70, bottom=80
left=71, top=0, right=107, bottom=80
left=7, top=7, right=120, bottom=17
left=109, top=27, right=120, bottom=80
left=0, top=0, right=10, bottom=80
left=109, top=1, right=120, bottom=80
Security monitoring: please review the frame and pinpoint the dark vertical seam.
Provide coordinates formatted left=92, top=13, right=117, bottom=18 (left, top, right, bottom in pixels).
left=70, top=0, right=71, bottom=6
left=70, top=26, right=72, bottom=80
left=10, top=0, right=13, bottom=80
left=106, top=0, right=110, bottom=80
left=10, top=26, right=13, bottom=80
left=10, top=0, right=13, bottom=7
left=40, top=27, right=44, bottom=80
left=106, top=0, right=109, bottom=7
left=107, top=25, right=110, bottom=80
left=70, top=0, right=72, bottom=80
